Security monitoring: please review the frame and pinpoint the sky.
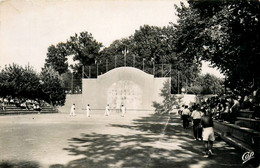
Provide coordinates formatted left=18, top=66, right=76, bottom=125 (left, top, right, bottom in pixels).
left=0, top=0, right=223, bottom=78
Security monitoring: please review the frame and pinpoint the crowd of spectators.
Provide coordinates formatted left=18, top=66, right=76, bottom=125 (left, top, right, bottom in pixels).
left=179, top=89, right=260, bottom=127
left=201, top=91, right=259, bottom=123
left=0, top=96, right=42, bottom=112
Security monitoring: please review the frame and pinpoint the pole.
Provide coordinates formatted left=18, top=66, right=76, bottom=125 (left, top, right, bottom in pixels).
left=142, top=58, right=145, bottom=71
left=71, top=72, right=73, bottom=94
left=97, top=63, right=99, bottom=77
left=106, top=59, right=108, bottom=72
left=170, top=64, right=172, bottom=93
left=224, top=76, right=226, bottom=94
left=162, top=64, right=164, bottom=77
left=186, top=77, right=188, bottom=94
left=82, top=65, right=84, bottom=79
left=124, top=50, right=126, bottom=67
left=133, top=55, right=135, bottom=67
left=89, top=66, right=91, bottom=78
left=153, top=59, right=155, bottom=76
left=115, top=55, right=117, bottom=68
left=178, top=71, right=180, bottom=94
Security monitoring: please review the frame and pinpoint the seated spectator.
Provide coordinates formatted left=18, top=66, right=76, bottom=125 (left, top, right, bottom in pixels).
left=20, top=102, right=27, bottom=109
left=230, top=97, right=241, bottom=123
left=4, top=98, right=8, bottom=105
left=219, top=101, right=230, bottom=121
left=33, top=104, right=41, bottom=112
left=9, top=99, right=15, bottom=105
left=1, top=101, right=6, bottom=110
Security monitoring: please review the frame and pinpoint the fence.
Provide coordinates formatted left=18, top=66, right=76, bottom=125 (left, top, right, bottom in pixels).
left=66, top=55, right=187, bottom=94
left=82, top=55, right=171, bottom=79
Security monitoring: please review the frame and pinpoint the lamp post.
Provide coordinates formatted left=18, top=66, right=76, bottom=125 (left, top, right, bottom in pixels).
left=133, top=55, right=135, bottom=67
left=122, top=47, right=128, bottom=67
left=151, top=57, right=155, bottom=76
left=115, top=55, right=117, bottom=68
left=71, top=71, right=74, bottom=94
left=142, top=58, right=145, bottom=71
left=68, top=66, right=74, bottom=94
left=178, top=71, right=180, bottom=94
left=106, top=59, right=108, bottom=72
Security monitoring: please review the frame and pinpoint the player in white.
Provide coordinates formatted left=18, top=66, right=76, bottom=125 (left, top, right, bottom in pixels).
left=70, top=104, right=76, bottom=116
left=105, top=104, right=110, bottom=116
left=86, top=104, right=90, bottom=117
left=121, top=104, right=126, bottom=117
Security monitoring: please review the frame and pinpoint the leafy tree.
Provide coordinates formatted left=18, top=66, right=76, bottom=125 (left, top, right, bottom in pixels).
left=45, top=43, right=69, bottom=75
left=175, top=0, right=260, bottom=95
left=0, top=64, right=66, bottom=106
left=45, top=31, right=102, bottom=75
left=186, top=73, right=224, bottom=95
left=40, top=66, right=66, bottom=106
left=153, top=79, right=177, bottom=114
left=0, top=64, right=42, bottom=100
left=98, top=38, right=133, bottom=69
left=204, top=1, right=260, bottom=94
left=67, top=32, right=103, bottom=67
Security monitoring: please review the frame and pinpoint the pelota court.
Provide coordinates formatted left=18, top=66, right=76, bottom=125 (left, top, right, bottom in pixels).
left=0, top=110, right=244, bottom=168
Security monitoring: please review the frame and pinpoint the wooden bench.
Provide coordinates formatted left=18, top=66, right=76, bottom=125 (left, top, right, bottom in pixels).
left=236, top=117, right=260, bottom=130
left=214, top=120, right=260, bottom=153
left=237, top=109, right=254, bottom=118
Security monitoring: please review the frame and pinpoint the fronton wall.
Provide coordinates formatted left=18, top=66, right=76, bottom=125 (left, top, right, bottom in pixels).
left=82, top=67, right=169, bottom=110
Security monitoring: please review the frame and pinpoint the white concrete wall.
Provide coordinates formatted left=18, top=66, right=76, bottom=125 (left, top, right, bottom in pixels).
left=82, top=67, right=169, bottom=110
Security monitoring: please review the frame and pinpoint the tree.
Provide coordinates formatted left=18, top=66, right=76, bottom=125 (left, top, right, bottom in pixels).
left=98, top=38, right=133, bottom=70
left=45, top=43, right=69, bottom=75
left=67, top=32, right=103, bottom=67
left=153, top=79, right=177, bottom=114
left=45, top=31, right=103, bottom=75
left=40, top=66, right=66, bottom=106
left=175, top=0, right=260, bottom=95
left=186, top=74, right=224, bottom=95
left=0, top=64, right=42, bottom=100
left=204, top=1, right=260, bottom=94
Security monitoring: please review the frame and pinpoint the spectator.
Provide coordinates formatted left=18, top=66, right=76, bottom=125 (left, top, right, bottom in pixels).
left=191, top=104, right=203, bottom=140
left=230, top=97, right=241, bottom=123
left=182, top=105, right=190, bottom=129
left=1, top=101, right=6, bottom=110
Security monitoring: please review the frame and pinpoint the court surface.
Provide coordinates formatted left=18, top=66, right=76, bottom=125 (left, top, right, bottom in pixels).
left=0, top=110, right=244, bottom=168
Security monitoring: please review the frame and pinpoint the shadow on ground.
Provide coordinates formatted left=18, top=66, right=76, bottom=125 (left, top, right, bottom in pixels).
left=49, top=114, right=244, bottom=168
left=0, top=160, right=40, bottom=168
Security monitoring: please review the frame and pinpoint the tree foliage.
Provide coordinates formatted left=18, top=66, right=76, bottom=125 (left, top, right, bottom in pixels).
left=67, top=32, right=103, bottom=66
left=0, top=64, right=66, bottom=106
left=45, top=31, right=103, bottom=75
left=0, top=64, right=41, bottom=99
left=40, top=66, right=66, bottom=106
left=187, top=73, right=224, bottom=95
left=45, top=43, right=69, bottom=75
left=99, top=25, right=201, bottom=93
left=153, top=79, right=177, bottom=114
left=175, top=0, right=260, bottom=95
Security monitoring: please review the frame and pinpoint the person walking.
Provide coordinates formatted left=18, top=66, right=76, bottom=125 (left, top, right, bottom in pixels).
left=70, top=104, right=76, bottom=117
left=121, top=104, right=125, bottom=117
left=86, top=104, right=90, bottom=117
left=200, top=110, right=215, bottom=157
left=191, top=104, right=203, bottom=140
left=105, top=104, right=110, bottom=116
left=182, top=105, right=190, bottom=129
